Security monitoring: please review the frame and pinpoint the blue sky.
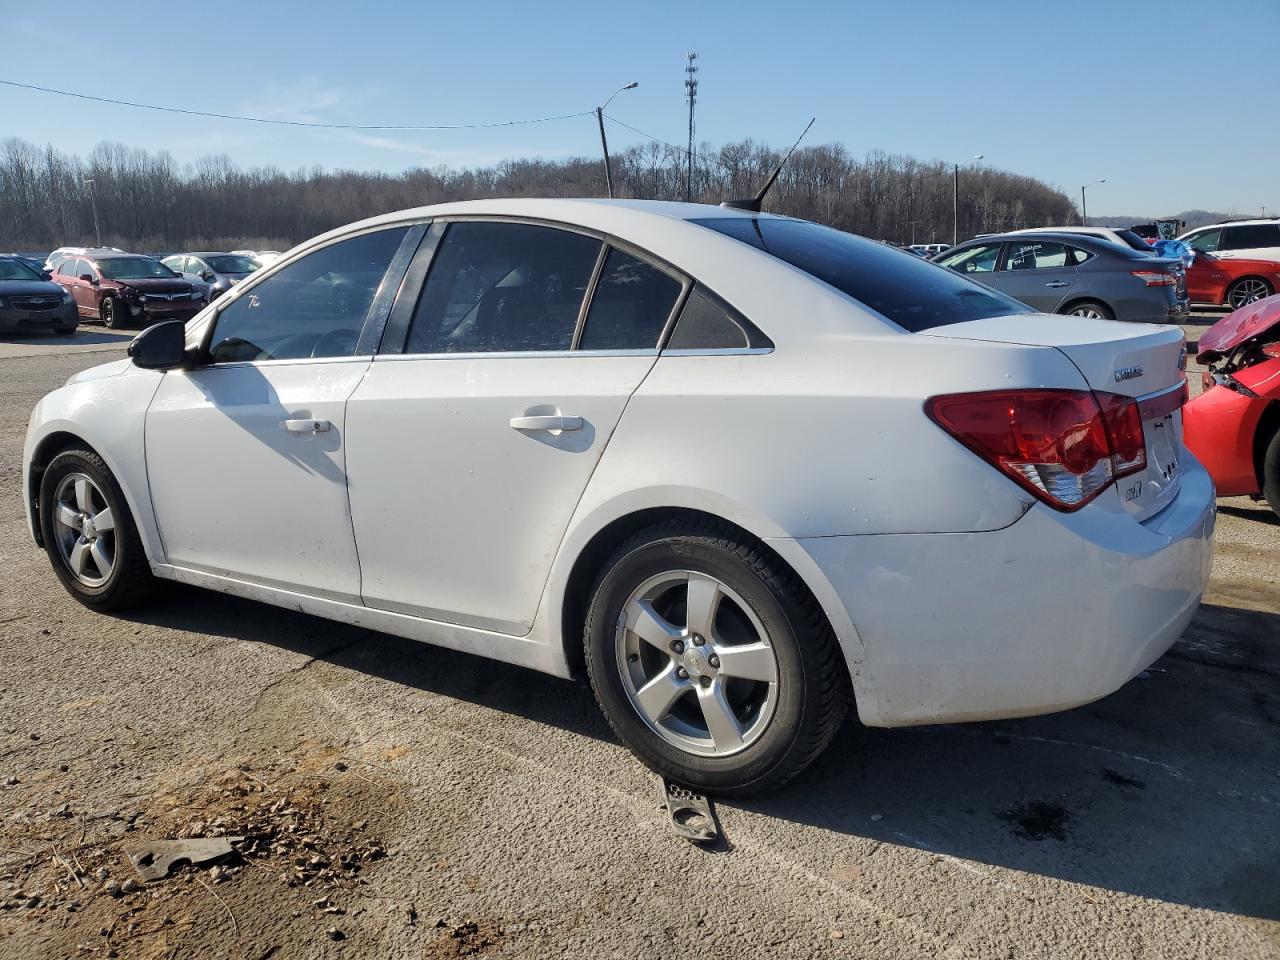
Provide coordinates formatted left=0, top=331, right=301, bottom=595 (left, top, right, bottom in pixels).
left=1, top=0, right=1275, bottom=217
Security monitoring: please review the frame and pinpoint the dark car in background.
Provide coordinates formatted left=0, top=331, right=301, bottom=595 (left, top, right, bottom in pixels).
left=161, top=252, right=259, bottom=301
left=50, top=254, right=203, bottom=328
left=0, top=255, right=79, bottom=335
left=932, top=231, right=1189, bottom=322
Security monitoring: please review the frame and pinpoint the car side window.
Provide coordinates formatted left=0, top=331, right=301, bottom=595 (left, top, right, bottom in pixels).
left=405, top=221, right=602, bottom=354
left=1186, top=229, right=1220, bottom=252
left=1221, top=224, right=1280, bottom=250
left=578, top=248, right=683, bottom=351
left=1067, top=247, right=1094, bottom=266
left=665, top=285, right=770, bottom=351
left=1002, top=241, right=1069, bottom=271
left=207, top=227, right=408, bottom=364
left=937, top=243, right=1000, bottom=274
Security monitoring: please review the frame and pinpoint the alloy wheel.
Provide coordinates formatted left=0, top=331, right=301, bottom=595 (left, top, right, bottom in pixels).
left=615, top=571, right=779, bottom=757
left=1229, top=279, right=1271, bottom=309
left=51, top=473, right=116, bottom=587
left=1069, top=306, right=1105, bottom=319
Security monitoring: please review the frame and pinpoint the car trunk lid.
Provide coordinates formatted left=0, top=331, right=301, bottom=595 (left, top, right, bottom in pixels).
left=920, top=314, right=1188, bottom=521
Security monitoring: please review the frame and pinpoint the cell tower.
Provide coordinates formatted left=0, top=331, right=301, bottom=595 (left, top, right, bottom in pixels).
left=684, top=51, right=698, bottom=202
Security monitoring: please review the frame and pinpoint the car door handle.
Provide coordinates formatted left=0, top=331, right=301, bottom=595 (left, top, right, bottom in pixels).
left=282, top=418, right=331, bottom=434
left=509, top=415, right=583, bottom=432
left=1044, top=281, right=1071, bottom=288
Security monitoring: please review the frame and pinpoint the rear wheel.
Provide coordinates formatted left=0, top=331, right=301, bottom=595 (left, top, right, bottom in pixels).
left=1226, top=277, right=1273, bottom=310
left=1263, top=427, right=1280, bottom=521
left=38, top=448, right=157, bottom=610
left=584, top=518, right=850, bottom=795
left=1061, top=300, right=1115, bottom=321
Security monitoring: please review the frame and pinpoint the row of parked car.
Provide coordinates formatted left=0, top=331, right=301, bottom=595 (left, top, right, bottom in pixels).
left=918, top=218, right=1280, bottom=322
left=0, top=247, right=279, bottom=334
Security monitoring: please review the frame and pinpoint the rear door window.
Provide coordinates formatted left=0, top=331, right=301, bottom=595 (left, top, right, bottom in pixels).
left=665, top=285, right=771, bottom=350
left=405, top=222, right=601, bottom=354
left=1222, top=224, right=1280, bottom=250
left=1001, top=241, right=1070, bottom=271
left=577, top=248, right=683, bottom=350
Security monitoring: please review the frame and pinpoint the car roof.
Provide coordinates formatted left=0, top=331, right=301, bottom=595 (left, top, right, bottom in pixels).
left=178, top=251, right=238, bottom=258
left=1188, top=218, right=1280, bottom=230
left=1006, top=225, right=1120, bottom=234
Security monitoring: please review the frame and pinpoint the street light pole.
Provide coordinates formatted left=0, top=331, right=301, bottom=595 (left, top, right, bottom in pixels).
left=951, top=154, right=983, bottom=246
left=595, top=82, right=638, bottom=199
left=1080, top=178, right=1106, bottom=226
left=84, top=178, right=102, bottom=247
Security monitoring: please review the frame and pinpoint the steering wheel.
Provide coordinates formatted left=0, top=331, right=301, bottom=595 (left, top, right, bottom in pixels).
left=310, top=328, right=357, bottom=358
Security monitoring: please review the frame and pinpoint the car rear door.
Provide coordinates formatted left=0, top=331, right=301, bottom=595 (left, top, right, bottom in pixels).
left=345, top=219, right=686, bottom=635
left=143, top=225, right=419, bottom=601
left=991, top=240, right=1078, bottom=311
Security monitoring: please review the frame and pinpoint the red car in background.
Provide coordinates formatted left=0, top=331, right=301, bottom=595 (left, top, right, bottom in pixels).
left=1183, top=294, right=1280, bottom=517
left=1185, top=252, right=1280, bottom=310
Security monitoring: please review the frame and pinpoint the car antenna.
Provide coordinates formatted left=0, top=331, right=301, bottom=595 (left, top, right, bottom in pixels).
left=720, top=117, right=815, bottom=213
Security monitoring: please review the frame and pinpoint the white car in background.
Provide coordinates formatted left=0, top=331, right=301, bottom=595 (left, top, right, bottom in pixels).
left=21, top=199, right=1214, bottom=793
left=1002, top=225, right=1157, bottom=254
left=1178, top=219, right=1280, bottom=262
left=232, top=249, right=284, bottom=267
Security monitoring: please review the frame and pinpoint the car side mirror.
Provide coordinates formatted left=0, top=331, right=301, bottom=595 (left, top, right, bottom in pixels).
left=40, top=271, right=52, bottom=280
left=78, top=273, right=94, bottom=283
left=127, top=320, right=188, bottom=370
left=201, top=271, right=215, bottom=282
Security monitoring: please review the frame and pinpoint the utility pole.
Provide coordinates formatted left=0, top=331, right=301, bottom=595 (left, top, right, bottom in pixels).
left=84, top=178, right=102, bottom=247
left=951, top=154, right=982, bottom=246
left=594, top=82, right=637, bottom=199
left=684, top=51, right=698, bottom=202
left=1080, top=179, right=1105, bottom=226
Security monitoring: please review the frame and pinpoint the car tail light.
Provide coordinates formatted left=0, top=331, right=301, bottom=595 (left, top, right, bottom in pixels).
left=1129, top=270, right=1178, bottom=286
left=925, top=389, right=1146, bottom=512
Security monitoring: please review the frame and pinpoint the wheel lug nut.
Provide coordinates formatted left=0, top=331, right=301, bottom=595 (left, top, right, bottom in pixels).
left=699, top=676, right=712, bottom=688
left=676, top=667, right=689, bottom=680
left=692, top=634, right=705, bottom=646
left=708, top=655, right=720, bottom=668
left=671, top=640, right=685, bottom=654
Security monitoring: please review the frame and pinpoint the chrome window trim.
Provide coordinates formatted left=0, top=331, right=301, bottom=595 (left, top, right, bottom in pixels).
left=660, top=347, right=774, bottom=357
left=185, top=354, right=376, bottom=371
left=374, top=348, right=660, bottom=362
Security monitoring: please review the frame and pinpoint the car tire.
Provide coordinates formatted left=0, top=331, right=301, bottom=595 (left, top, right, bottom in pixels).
left=1263, top=426, right=1280, bottom=521
left=1226, top=277, right=1273, bottom=310
left=101, top=297, right=125, bottom=329
left=1061, top=300, right=1115, bottom=321
left=38, top=448, right=158, bottom=611
left=583, top=517, right=850, bottom=795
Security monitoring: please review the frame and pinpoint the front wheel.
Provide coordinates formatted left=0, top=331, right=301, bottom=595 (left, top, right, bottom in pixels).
left=1263, top=427, right=1280, bottom=521
left=1226, top=277, right=1273, bottom=310
left=1062, top=300, right=1115, bottom=321
left=101, top=297, right=126, bottom=329
left=584, top=519, right=850, bottom=795
left=38, top=448, right=157, bottom=610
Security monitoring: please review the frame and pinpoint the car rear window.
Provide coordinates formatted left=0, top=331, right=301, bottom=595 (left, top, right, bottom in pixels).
left=692, top=217, right=1029, bottom=332
left=1114, top=229, right=1157, bottom=253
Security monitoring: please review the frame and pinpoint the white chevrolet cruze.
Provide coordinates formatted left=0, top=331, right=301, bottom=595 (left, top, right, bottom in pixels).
left=23, top=199, right=1214, bottom=793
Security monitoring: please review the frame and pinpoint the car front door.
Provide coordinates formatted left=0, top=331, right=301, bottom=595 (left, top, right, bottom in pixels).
left=58, top=259, right=91, bottom=316
left=935, top=242, right=1002, bottom=288
left=345, top=220, right=686, bottom=635
left=142, top=225, right=419, bottom=601
left=991, top=240, right=1077, bottom=311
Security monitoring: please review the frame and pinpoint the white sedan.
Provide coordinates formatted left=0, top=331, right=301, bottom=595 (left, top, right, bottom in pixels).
left=22, top=199, right=1214, bottom=793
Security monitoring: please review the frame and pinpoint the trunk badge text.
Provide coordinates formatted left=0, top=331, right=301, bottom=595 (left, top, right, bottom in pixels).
left=1114, top=365, right=1144, bottom=383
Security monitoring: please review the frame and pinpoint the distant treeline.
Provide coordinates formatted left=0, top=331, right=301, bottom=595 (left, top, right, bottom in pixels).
left=0, top=136, right=1078, bottom=251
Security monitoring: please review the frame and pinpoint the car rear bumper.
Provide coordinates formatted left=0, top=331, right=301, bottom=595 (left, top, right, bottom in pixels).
left=790, top=456, right=1216, bottom=727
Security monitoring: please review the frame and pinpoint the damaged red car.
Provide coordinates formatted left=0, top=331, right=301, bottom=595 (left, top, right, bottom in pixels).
left=1183, top=294, right=1280, bottom=517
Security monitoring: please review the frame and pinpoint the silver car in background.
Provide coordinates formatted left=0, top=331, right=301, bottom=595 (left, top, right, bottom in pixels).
left=161, top=252, right=260, bottom=301
left=932, top=231, right=1189, bottom=322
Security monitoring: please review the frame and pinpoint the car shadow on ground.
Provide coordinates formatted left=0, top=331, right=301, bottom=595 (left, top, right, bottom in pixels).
left=120, top=590, right=1280, bottom=922
left=1218, top=504, right=1279, bottom=526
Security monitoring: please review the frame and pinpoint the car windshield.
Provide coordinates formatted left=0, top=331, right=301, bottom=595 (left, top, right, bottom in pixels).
left=693, top=217, right=1029, bottom=331
left=97, top=257, right=178, bottom=280
left=0, top=257, right=42, bottom=281
left=207, top=255, right=259, bottom=273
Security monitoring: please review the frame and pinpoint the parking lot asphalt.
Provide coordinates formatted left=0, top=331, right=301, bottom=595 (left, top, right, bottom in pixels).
left=1, top=315, right=1277, bottom=959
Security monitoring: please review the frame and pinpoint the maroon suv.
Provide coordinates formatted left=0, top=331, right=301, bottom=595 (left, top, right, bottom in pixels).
left=51, top=254, right=204, bottom=328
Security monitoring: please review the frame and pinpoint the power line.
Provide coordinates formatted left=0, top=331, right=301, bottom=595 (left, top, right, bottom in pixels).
left=0, top=78, right=593, bottom=131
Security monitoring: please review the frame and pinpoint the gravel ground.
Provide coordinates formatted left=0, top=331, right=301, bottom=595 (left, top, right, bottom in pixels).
left=1, top=316, right=1277, bottom=960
